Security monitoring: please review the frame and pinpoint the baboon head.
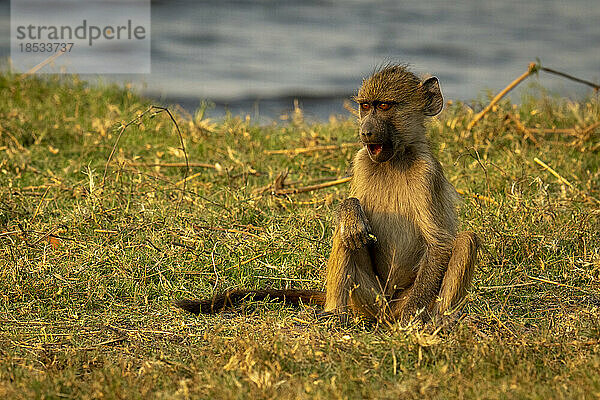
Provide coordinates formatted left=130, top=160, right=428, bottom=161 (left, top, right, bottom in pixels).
left=355, top=65, right=443, bottom=163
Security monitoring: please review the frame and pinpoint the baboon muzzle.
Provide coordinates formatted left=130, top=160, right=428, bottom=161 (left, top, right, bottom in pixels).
left=360, top=118, right=394, bottom=162
left=360, top=115, right=390, bottom=142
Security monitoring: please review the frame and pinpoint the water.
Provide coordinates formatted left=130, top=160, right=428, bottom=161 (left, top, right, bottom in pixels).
left=1, top=0, right=599, bottom=119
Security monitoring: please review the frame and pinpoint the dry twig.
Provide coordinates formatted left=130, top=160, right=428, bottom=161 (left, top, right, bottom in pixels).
left=125, top=162, right=218, bottom=169
left=273, top=176, right=352, bottom=195
left=468, top=62, right=538, bottom=130
left=527, top=275, right=593, bottom=295
left=505, top=113, right=538, bottom=145
left=19, top=49, right=67, bottom=77
left=467, top=61, right=599, bottom=132
left=193, top=224, right=262, bottom=239
left=527, top=127, right=576, bottom=135
left=539, top=66, right=600, bottom=91
left=581, top=120, right=600, bottom=137
left=265, top=143, right=358, bottom=155
left=456, top=189, right=498, bottom=205
left=533, top=157, right=574, bottom=189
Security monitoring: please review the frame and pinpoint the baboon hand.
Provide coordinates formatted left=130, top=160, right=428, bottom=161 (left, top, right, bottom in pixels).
left=338, top=197, right=375, bottom=251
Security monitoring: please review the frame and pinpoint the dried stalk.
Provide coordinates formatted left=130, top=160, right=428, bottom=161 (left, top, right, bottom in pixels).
left=456, top=189, right=498, bottom=205
left=581, top=120, right=600, bottom=137
left=533, top=157, right=574, bottom=189
left=527, top=275, right=592, bottom=295
left=468, top=61, right=599, bottom=131
left=176, top=171, right=203, bottom=187
left=265, top=143, right=358, bottom=155
left=467, top=62, right=538, bottom=130
left=539, top=66, right=600, bottom=91
left=19, top=49, right=67, bottom=77
left=125, top=162, right=217, bottom=169
left=505, top=113, right=538, bottom=144
left=274, top=176, right=352, bottom=195
left=193, top=224, right=262, bottom=239
left=527, top=127, right=576, bottom=135
left=255, top=170, right=346, bottom=195
left=525, top=120, right=599, bottom=140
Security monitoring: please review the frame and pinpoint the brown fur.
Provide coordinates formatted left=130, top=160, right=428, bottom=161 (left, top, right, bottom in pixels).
left=174, top=289, right=325, bottom=315
left=175, top=65, right=479, bottom=325
left=324, top=64, right=479, bottom=324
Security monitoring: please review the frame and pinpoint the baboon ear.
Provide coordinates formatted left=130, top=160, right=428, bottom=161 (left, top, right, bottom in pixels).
left=421, top=76, right=444, bottom=116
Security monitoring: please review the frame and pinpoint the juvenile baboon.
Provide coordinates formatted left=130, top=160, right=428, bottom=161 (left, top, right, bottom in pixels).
left=176, top=65, right=479, bottom=325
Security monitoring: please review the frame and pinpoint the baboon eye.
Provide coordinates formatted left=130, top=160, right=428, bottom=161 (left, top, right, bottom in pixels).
left=377, top=102, right=392, bottom=111
left=360, top=103, right=371, bottom=111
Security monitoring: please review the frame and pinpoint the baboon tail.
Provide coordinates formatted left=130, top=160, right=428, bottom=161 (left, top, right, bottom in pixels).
left=174, top=289, right=326, bottom=315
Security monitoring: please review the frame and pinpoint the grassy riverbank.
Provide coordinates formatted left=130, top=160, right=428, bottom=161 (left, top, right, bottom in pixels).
left=1, top=73, right=599, bottom=399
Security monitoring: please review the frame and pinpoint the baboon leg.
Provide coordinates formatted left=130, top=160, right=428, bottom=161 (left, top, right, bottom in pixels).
left=324, top=233, right=384, bottom=319
left=433, top=231, right=479, bottom=317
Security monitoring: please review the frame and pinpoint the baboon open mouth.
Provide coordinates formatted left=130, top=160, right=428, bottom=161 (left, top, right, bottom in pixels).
left=364, top=141, right=394, bottom=162
left=367, top=143, right=383, bottom=156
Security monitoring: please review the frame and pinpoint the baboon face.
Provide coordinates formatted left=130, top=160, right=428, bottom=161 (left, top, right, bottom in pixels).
left=355, top=66, right=444, bottom=163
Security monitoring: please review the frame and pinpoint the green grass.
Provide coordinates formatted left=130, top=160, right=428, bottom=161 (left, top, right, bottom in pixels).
left=1, top=72, right=599, bottom=399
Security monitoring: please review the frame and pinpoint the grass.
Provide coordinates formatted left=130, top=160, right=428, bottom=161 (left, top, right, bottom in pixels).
left=0, top=72, right=599, bottom=399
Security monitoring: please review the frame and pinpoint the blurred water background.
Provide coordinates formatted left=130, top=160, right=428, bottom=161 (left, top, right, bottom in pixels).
left=1, top=0, right=598, bottom=120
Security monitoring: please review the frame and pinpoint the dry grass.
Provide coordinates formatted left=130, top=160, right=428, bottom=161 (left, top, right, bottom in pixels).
left=1, top=72, right=600, bottom=399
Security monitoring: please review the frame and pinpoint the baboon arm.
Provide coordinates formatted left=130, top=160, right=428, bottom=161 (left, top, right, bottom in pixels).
left=336, top=197, right=373, bottom=251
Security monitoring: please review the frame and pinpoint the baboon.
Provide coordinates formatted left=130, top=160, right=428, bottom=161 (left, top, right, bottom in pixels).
left=176, top=65, right=479, bottom=325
